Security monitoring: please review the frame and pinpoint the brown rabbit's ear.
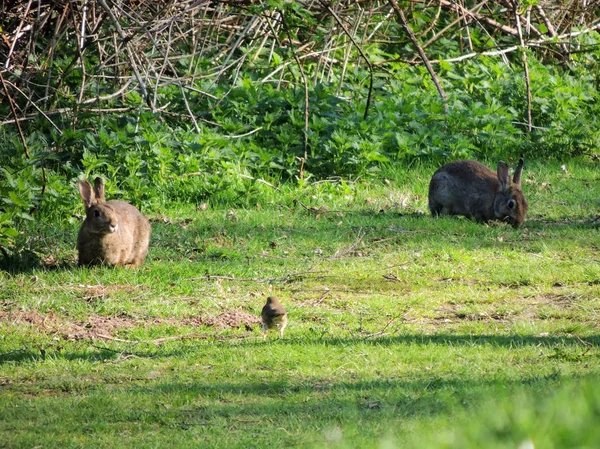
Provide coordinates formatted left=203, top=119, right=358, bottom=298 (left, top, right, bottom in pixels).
left=78, top=180, right=95, bottom=208
left=93, top=177, right=106, bottom=203
left=513, top=157, right=524, bottom=186
left=497, top=162, right=510, bottom=191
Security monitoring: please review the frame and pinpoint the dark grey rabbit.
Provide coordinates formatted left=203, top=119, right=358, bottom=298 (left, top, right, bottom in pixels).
left=77, top=177, right=151, bottom=267
left=428, top=158, right=528, bottom=228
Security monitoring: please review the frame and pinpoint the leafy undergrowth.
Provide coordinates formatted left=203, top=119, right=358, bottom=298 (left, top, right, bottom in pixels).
left=0, top=160, right=599, bottom=448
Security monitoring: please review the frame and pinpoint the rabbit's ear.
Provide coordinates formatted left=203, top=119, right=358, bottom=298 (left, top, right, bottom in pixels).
left=93, top=177, right=106, bottom=202
left=497, top=162, right=510, bottom=191
left=513, top=157, right=524, bottom=186
left=78, top=180, right=95, bottom=208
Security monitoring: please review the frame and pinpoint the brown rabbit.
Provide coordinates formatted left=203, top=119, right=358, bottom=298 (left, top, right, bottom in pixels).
left=428, top=158, right=528, bottom=228
left=77, top=177, right=151, bottom=267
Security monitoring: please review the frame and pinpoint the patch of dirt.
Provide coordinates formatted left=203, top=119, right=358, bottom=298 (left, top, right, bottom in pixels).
left=0, top=310, right=136, bottom=341
left=433, top=307, right=507, bottom=323
left=185, top=310, right=261, bottom=330
left=28, top=283, right=150, bottom=301
left=75, top=283, right=148, bottom=301
left=429, top=292, right=590, bottom=325
left=150, top=216, right=194, bottom=226
left=534, top=293, right=579, bottom=306
left=83, top=314, right=138, bottom=337
left=0, top=309, right=261, bottom=341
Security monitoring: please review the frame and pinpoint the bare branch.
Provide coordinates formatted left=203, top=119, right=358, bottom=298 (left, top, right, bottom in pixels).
left=280, top=8, right=310, bottom=161
left=4, top=0, right=34, bottom=69
left=0, top=71, right=31, bottom=158
left=97, top=0, right=152, bottom=109
left=389, top=0, right=448, bottom=114
left=320, top=0, right=374, bottom=120
left=513, top=1, right=533, bottom=132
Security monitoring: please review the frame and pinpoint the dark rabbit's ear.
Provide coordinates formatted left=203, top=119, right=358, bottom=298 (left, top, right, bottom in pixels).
left=78, top=180, right=95, bottom=208
left=93, top=177, right=106, bottom=203
left=497, top=162, right=510, bottom=191
left=513, top=157, right=524, bottom=186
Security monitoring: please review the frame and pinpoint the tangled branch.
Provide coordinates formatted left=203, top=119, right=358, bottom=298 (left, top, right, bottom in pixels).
left=0, top=0, right=598, bottom=130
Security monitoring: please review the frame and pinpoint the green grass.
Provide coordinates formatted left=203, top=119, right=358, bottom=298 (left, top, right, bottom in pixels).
left=1, top=159, right=599, bottom=448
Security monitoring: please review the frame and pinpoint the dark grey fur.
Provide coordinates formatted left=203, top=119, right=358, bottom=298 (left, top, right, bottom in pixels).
left=428, top=158, right=528, bottom=228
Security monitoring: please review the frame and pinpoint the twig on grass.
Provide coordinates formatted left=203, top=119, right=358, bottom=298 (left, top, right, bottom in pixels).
left=0, top=348, right=28, bottom=359
left=149, top=333, right=251, bottom=345
left=313, top=289, right=331, bottom=306
left=91, top=343, right=147, bottom=363
left=575, top=335, right=594, bottom=357
left=184, top=268, right=327, bottom=284
left=327, top=228, right=365, bottom=260
left=94, top=334, right=138, bottom=343
left=91, top=344, right=130, bottom=353
left=93, top=332, right=253, bottom=347
left=364, top=312, right=405, bottom=338
left=382, top=273, right=401, bottom=282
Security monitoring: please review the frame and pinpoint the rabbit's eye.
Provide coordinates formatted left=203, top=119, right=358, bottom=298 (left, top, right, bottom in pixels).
left=94, top=210, right=101, bottom=217
left=507, top=199, right=516, bottom=210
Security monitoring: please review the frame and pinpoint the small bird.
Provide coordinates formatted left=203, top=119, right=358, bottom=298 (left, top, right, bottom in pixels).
left=261, top=296, right=288, bottom=339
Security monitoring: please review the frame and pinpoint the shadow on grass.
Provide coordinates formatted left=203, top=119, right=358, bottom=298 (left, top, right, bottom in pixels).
left=3, top=369, right=598, bottom=440
left=301, top=332, right=600, bottom=348
left=128, top=372, right=572, bottom=406
left=2, top=332, right=597, bottom=365
left=101, top=373, right=600, bottom=443
left=2, top=334, right=598, bottom=444
left=2, top=208, right=597, bottom=273
left=524, top=216, right=600, bottom=230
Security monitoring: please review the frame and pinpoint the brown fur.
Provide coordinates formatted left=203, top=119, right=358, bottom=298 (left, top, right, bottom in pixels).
left=428, top=159, right=528, bottom=228
left=261, top=296, right=288, bottom=339
left=77, top=178, right=151, bottom=267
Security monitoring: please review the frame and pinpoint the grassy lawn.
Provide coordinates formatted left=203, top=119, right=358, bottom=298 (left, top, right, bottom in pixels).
left=1, top=159, right=599, bottom=448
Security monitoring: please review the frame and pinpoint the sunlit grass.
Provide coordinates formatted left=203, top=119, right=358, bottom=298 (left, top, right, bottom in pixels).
left=1, top=158, right=599, bottom=448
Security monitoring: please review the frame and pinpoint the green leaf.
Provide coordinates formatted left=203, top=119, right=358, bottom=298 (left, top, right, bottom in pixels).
left=439, top=60, right=452, bottom=72
left=1, top=227, right=19, bottom=238
left=8, top=192, right=29, bottom=208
